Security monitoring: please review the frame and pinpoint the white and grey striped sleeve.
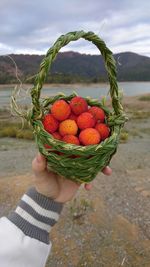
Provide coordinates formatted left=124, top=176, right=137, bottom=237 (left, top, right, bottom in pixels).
left=7, top=187, right=63, bottom=244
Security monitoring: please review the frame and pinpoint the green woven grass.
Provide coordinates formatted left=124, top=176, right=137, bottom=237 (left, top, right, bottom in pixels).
left=11, top=31, right=127, bottom=183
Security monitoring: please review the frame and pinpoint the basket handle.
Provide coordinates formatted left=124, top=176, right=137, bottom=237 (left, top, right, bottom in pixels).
left=31, top=31, right=123, bottom=119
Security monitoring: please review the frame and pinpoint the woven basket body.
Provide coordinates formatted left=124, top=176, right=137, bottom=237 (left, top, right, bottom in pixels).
left=17, top=31, right=127, bottom=183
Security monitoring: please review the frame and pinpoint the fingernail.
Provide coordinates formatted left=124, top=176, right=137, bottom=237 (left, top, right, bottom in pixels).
left=105, top=166, right=112, bottom=175
left=36, top=152, right=42, bottom=163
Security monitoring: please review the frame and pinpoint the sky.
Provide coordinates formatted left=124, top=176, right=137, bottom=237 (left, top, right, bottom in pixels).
left=0, top=0, right=150, bottom=57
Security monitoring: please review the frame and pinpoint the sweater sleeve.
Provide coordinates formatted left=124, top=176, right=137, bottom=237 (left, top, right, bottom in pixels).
left=0, top=187, right=63, bottom=267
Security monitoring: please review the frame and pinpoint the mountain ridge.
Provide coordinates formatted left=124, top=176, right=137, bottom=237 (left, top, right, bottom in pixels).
left=0, top=51, right=150, bottom=83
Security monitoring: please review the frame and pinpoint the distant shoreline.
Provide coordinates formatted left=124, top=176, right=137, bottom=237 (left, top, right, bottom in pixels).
left=1, top=81, right=150, bottom=89
left=0, top=83, right=109, bottom=88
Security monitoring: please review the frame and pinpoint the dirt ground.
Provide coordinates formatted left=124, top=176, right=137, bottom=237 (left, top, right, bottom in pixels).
left=0, top=94, right=150, bottom=267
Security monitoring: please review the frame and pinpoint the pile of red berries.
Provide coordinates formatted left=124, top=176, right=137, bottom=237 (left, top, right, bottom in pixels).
left=42, top=96, right=110, bottom=147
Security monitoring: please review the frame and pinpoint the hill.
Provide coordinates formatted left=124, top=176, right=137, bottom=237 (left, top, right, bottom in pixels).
left=0, top=51, right=150, bottom=84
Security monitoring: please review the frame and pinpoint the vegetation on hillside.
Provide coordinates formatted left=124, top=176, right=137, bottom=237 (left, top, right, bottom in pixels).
left=0, top=51, right=150, bottom=84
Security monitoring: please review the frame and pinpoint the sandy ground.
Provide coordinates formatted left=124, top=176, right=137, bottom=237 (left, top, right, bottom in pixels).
left=0, top=94, right=150, bottom=266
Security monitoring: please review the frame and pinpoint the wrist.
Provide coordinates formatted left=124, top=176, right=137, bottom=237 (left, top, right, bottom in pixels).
left=8, top=187, right=63, bottom=244
left=35, top=185, right=59, bottom=201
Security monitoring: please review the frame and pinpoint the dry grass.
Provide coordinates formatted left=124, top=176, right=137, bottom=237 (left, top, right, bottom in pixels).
left=0, top=174, right=33, bottom=216
left=129, top=111, right=150, bottom=120
left=0, top=121, right=34, bottom=139
left=120, top=130, right=129, bottom=143
left=138, top=95, right=150, bottom=101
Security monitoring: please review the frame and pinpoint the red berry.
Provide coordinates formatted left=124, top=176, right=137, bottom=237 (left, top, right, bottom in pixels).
left=44, top=143, right=60, bottom=155
left=42, top=114, right=59, bottom=133
left=77, top=112, right=96, bottom=130
left=88, top=106, right=105, bottom=122
left=59, top=119, right=78, bottom=136
left=51, top=100, right=71, bottom=121
left=44, top=132, right=61, bottom=149
left=52, top=132, right=62, bottom=140
left=44, top=144, right=52, bottom=149
left=62, top=135, right=80, bottom=145
left=79, top=128, right=101, bottom=146
left=70, top=96, right=88, bottom=115
left=68, top=112, right=78, bottom=122
left=95, top=123, right=110, bottom=140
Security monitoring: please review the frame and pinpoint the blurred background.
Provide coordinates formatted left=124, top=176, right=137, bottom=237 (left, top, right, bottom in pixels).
left=0, top=1, right=150, bottom=266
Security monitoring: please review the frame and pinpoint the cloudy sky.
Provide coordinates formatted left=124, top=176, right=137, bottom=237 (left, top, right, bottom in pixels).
left=0, top=0, right=150, bottom=56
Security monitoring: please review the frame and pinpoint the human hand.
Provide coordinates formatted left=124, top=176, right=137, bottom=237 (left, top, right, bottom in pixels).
left=32, top=153, right=112, bottom=203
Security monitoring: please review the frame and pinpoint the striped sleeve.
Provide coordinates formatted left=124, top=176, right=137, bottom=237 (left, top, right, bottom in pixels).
left=7, top=187, right=63, bottom=244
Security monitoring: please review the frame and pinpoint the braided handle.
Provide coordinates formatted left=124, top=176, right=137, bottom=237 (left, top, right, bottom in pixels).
left=31, top=31, right=123, bottom=118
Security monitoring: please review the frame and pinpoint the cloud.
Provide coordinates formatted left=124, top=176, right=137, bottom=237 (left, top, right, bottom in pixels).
left=0, top=0, right=150, bottom=56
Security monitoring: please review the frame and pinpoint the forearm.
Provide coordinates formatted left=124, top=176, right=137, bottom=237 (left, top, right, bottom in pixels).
left=0, top=187, right=63, bottom=267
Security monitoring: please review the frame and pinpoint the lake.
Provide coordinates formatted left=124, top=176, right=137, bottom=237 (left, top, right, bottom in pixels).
left=0, top=82, right=150, bottom=108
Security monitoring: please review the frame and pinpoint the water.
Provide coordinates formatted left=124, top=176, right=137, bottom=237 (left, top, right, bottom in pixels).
left=0, top=82, right=150, bottom=108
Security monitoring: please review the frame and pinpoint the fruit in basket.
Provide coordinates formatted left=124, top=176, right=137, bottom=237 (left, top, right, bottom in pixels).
left=62, top=135, right=80, bottom=145
left=52, top=132, right=62, bottom=140
left=44, top=144, right=52, bottom=149
left=42, top=114, right=59, bottom=133
left=43, top=96, right=110, bottom=147
left=77, top=112, right=96, bottom=130
left=44, top=132, right=62, bottom=152
left=70, top=96, right=88, bottom=115
left=88, top=106, right=105, bottom=122
left=68, top=112, right=78, bottom=122
left=79, top=128, right=101, bottom=145
left=51, top=99, right=71, bottom=121
left=95, top=123, right=110, bottom=140
left=59, top=119, right=78, bottom=136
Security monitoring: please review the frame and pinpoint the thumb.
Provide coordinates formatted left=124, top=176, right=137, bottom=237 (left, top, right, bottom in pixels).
left=32, top=153, right=47, bottom=175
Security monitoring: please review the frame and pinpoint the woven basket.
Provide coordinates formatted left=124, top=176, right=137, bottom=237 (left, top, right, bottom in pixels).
left=12, top=31, right=127, bottom=183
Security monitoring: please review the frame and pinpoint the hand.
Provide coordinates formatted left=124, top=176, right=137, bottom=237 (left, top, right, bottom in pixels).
left=32, top=153, right=112, bottom=203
